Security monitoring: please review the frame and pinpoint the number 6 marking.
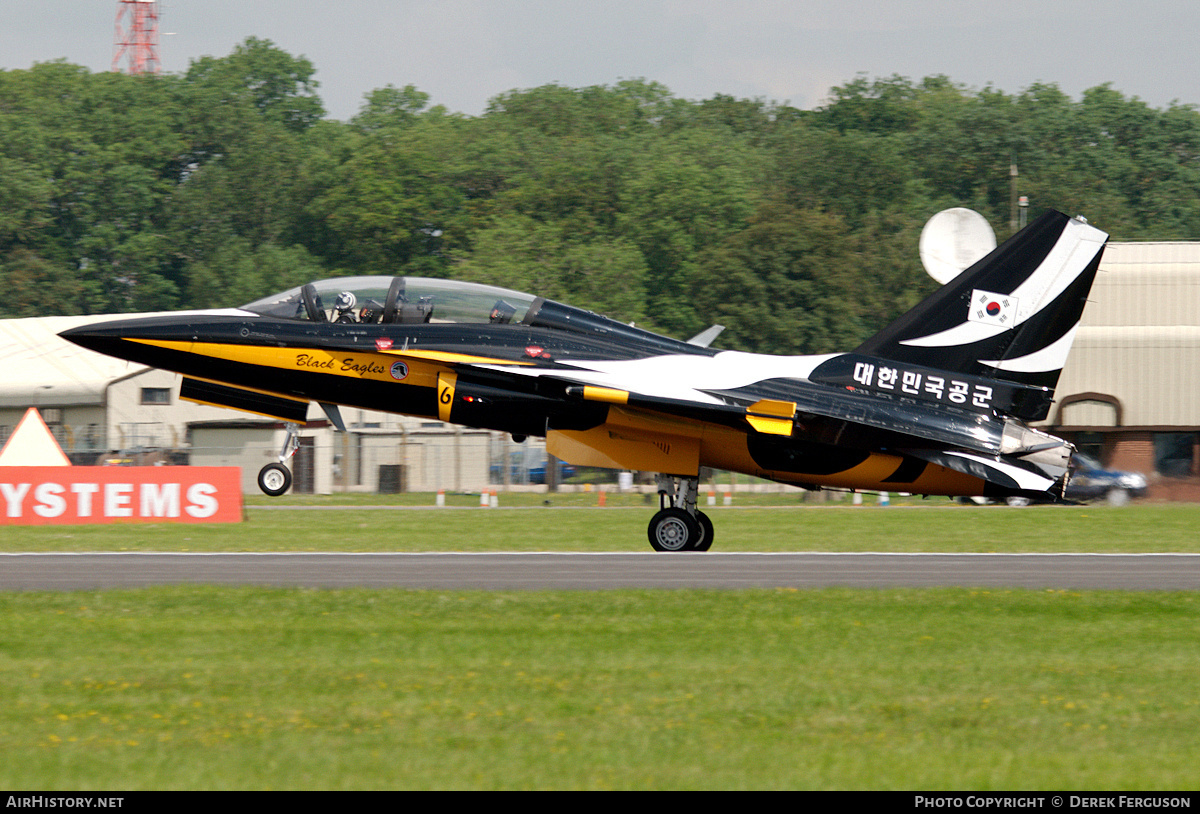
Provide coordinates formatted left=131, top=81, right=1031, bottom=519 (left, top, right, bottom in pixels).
left=437, top=372, right=457, bottom=422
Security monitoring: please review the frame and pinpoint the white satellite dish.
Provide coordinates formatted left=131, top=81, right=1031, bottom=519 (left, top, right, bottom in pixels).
left=919, top=208, right=997, bottom=285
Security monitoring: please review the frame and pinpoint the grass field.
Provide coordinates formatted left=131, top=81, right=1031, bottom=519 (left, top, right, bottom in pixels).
left=3, top=500, right=1199, bottom=789
left=4, top=497, right=1200, bottom=553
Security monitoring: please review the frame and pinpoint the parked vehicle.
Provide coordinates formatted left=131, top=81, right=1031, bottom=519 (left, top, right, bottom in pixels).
left=1061, top=452, right=1147, bottom=504
left=964, top=452, right=1147, bottom=507
left=489, top=455, right=576, bottom=485
left=997, top=452, right=1146, bottom=506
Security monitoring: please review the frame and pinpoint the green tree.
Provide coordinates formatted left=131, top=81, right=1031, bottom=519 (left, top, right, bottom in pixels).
left=352, top=84, right=431, bottom=133
left=166, top=40, right=340, bottom=299
left=184, top=240, right=326, bottom=308
left=183, top=37, right=323, bottom=134
left=452, top=214, right=650, bottom=324
left=307, top=132, right=462, bottom=274
left=689, top=202, right=867, bottom=355
left=615, top=125, right=764, bottom=334
left=0, top=249, right=81, bottom=317
left=0, top=62, right=186, bottom=312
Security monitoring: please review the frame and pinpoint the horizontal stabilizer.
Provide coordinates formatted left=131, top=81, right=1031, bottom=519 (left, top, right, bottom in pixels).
left=902, top=448, right=1061, bottom=495
left=180, top=378, right=310, bottom=424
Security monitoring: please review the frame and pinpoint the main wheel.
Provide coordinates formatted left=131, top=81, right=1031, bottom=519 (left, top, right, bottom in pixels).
left=693, top=510, right=715, bottom=552
left=648, top=508, right=701, bottom=552
left=258, top=463, right=292, bottom=497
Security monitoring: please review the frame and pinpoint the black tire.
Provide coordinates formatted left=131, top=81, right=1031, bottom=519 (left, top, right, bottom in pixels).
left=648, top=508, right=701, bottom=552
left=258, top=463, right=292, bottom=497
left=693, top=510, right=714, bottom=552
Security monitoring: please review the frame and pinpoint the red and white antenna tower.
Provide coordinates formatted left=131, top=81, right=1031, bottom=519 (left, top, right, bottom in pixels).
left=111, top=1, right=161, bottom=75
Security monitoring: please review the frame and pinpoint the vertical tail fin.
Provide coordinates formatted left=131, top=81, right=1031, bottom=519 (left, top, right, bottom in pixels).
left=854, top=210, right=1108, bottom=390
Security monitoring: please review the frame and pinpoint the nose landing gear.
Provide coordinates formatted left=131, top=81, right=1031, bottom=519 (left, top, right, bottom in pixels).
left=257, top=422, right=300, bottom=497
left=647, top=475, right=713, bottom=552
left=257, top=462, right=292, bottom=496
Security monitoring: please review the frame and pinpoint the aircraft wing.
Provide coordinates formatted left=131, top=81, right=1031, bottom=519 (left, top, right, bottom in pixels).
left=459, top=351, right=997, bottom=451
left=436, top=348, right=1069, bottom=495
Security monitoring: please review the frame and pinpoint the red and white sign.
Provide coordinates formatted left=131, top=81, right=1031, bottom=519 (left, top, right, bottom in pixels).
left=0, top=467, right=243, bottom=526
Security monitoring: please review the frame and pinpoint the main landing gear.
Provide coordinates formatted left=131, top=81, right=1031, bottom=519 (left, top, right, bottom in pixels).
left=648, top=475, right=713, bottom=552
left=257, top=422, right=299, bottom=497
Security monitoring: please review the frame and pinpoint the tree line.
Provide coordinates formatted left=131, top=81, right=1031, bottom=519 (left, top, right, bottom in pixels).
left=3, top=38, right=1199, bottom=353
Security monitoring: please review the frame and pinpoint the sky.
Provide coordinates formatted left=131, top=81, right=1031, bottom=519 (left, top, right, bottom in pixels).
left=5, top=1, right=1200, bottom=121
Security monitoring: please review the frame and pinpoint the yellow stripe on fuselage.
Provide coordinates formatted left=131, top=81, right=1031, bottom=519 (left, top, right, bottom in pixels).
left=125, top=339, right=526, bottom=388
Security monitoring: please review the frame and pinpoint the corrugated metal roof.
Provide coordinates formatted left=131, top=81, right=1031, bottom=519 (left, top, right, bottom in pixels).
left=1085, top=242, right=1200, bottom=327
left=1059, top=327, right=1200, bottom=426
left=1054, top=242, right=1200, bottom=426
left=0, top=315, right=149, bottom=408
left=1101, top=241, right=1200, bottom=265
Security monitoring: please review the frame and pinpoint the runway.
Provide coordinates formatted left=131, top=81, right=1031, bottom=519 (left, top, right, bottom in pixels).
left=3, top=552, right=1200, bottom=591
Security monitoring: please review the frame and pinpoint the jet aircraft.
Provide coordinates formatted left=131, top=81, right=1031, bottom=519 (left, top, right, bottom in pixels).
left=61, top=210, right=1108, bottom=551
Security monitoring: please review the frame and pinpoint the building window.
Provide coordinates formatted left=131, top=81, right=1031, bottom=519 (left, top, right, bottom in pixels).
left=1154, top=432, right=1197, bottom=478
left=1072, top=431, right=1106, bottom=464
left=141, top=387, right=171, bottom=405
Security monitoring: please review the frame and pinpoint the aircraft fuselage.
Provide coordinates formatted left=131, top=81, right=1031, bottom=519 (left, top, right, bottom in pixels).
left=63, top=309, right=1001, bottom=497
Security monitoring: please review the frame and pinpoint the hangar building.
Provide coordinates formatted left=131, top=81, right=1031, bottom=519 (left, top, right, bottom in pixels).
left=1041, top=241, right=1200, bottom=500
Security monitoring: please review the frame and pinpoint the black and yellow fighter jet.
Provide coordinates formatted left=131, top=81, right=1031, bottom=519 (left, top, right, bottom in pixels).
left=61, top=211, right=1108, bottom=551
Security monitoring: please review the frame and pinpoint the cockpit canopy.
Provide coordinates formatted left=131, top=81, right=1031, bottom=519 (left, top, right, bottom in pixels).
left=240, top=275, right=698, bottom=355
left=240, top=276, right=539, bottom=326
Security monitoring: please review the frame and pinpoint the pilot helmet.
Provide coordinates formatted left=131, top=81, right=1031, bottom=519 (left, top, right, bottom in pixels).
left=334, top=291, right=357, bottom=312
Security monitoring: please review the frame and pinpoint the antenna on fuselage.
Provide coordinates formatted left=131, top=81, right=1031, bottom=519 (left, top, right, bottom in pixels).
left=687, top=325, right=725, bottom=348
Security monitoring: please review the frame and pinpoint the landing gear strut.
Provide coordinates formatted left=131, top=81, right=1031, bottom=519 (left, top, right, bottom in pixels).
left=648, top=475, right=713, bottom=552
left=257, top=422, right=300, bottom=497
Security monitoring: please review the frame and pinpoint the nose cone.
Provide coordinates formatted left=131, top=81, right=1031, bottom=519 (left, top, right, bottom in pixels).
left=58, top=309, right=252, bottom=366
left=58, top=318, right=148, bottom=358
left=59, top=311, right=187, bottom=353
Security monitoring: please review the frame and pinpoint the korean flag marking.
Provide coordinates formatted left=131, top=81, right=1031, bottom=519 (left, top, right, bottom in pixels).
left=968, top=289, right=1018, bottom=327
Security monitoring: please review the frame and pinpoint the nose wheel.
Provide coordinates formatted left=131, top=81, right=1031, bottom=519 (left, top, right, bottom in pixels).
left=258, top=462, right=293, bottom=496
left=258, top=422, right=300, bottom=497
left=648, top=475, right=714, bottom=552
